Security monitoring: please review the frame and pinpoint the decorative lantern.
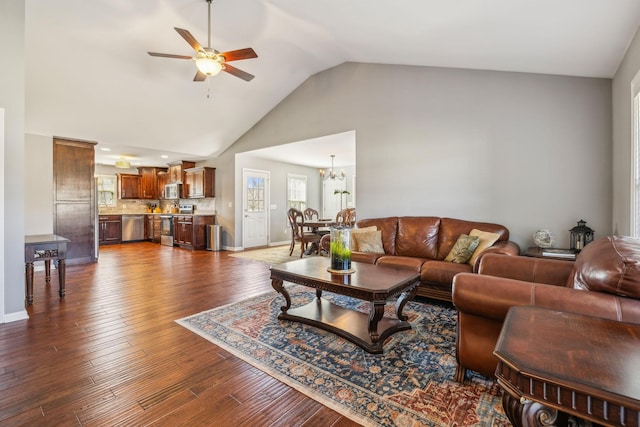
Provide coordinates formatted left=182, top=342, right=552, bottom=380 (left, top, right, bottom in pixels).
left=569, top=219, right=594, bottom=251
left=329, top=226, right=352, bottom=272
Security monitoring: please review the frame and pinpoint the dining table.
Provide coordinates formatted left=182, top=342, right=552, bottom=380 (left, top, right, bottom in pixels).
left=303, top=219, right=337, bottom=254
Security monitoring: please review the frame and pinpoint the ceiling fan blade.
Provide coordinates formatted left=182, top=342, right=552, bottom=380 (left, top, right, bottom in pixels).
left=148, top=52, right=193, bottom=60
left=219, top=48, right=257, bottom=62
left=222, top=63, right=255, bottom=82
left=174, top=27, right=203, bottom=52
left=193, top=71, right=207, bottom=82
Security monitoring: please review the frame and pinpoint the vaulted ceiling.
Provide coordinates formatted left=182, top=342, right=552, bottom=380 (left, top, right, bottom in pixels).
left=24, top=0, right=640, bottom=168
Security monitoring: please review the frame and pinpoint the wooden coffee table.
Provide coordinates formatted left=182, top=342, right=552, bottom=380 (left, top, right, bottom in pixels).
left=270, top=257, right=420, bottom=354
left=494, top=306, right=640, bottom=427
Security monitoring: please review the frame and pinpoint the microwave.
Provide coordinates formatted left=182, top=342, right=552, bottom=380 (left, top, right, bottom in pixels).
left=164, top=183, right=182, bottom=199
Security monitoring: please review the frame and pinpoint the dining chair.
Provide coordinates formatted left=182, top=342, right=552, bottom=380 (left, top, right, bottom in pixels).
left=287, top=208, right=321, bottom=257
left=303, top=208, right=319, bottom=221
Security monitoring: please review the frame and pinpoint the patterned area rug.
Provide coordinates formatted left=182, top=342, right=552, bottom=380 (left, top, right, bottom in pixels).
left=177, top=285, right=509, bottom=427
left=228, top=245, right=318, bottom=265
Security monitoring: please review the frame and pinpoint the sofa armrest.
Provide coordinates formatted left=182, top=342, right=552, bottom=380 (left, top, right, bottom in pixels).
left=477, top=253, right=574, bottom=285
left=471, top=241, right=520, bottom=272
left=452, top=272, right=640, bottom=323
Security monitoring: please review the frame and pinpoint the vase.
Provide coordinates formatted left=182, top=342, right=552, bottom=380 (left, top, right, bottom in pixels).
left=330, top=226, right=352, bottom=271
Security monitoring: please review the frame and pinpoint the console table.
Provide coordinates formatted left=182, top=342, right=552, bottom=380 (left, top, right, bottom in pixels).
left=24, top=234, right=70, bottom=305
left=494, top=306, right=640, bottom=427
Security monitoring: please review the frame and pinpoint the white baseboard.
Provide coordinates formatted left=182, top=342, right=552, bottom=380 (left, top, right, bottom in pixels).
left=3, top=310, right=29, bottom=323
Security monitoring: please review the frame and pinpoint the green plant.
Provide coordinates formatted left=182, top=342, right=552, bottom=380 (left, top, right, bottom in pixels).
left=330, top=239, right=351, bottom=260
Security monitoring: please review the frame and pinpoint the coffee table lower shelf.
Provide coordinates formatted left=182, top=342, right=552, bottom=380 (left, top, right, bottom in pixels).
left=279, top=297, right=410, bottom=354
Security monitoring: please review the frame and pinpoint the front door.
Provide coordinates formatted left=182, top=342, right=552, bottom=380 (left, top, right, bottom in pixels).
left=242, top=169, right=269, bottom=248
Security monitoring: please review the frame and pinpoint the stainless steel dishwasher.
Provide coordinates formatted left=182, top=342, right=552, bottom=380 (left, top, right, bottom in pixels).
left=121, top=215, right=145, bottom=242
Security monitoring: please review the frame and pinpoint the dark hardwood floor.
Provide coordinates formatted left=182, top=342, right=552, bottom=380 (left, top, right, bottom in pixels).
left=0, top=242, right=361, bottom=426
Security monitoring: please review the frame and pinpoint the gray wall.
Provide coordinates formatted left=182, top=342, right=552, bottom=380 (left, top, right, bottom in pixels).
left=217, top=62, right=612, bottom=250
left=1, top=0, right=27, bottom=319
left=613, top=28, right=640, bottom=236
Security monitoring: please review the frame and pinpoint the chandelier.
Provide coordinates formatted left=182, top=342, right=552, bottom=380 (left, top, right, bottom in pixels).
left=319, top=154, right=345, bottom=181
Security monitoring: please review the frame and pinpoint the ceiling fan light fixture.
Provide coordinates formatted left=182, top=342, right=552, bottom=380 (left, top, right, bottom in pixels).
left=196, top=56, right=222, bottom=76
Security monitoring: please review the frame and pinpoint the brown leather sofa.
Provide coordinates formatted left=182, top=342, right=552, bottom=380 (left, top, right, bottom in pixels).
left=452, top=235, right=640, bottom=382
left=325, top=216, right=520, bottom=301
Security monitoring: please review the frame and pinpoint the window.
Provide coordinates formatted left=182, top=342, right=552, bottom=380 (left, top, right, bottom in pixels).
left=246, top=176, right=265, bottom=212
left=632, top=71, right=640, bottom=237
left=287, top=174, right=307, bottom=211
left=96, top=175, right=117, bottom=207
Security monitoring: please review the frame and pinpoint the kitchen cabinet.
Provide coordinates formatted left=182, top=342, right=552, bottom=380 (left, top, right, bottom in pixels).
left=184, top=167, right=215, bottom=198
left=98, top=215, right=122, bottom=245
left=118, top=173, right=140, bottom=199
left=145, top=215, right=162, bottom=243
left=54, top=138, right=97, bottom=264
left=139, top=167, right=167, bottom=199
left=157, top=171, right=169, bottom=200
left=174, top=215, right=214, bottom=249
left=167, top=160, right=196, bottom=184
left=174, top=215, right=193, bottom=247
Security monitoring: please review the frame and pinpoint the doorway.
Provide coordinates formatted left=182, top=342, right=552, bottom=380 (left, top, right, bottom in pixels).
left=242, top=169, right=270, bottom=248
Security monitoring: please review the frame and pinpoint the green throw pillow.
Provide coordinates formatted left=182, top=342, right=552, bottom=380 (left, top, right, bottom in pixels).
left=445, top=234, right=480, bottom=264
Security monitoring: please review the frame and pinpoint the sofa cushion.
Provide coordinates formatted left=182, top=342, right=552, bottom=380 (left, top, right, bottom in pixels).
left=468, top=229, right=501, bottom=266
left=437, top=218, right=509, bottom=260
left=353, top=230, right=384, bottom=253
left=444, top=234, right=480, bottom=263
left=395, top=217, right=440, bottom=259
left=356, top=217, right=398, bottom=255
left=376, top=255, right=425, bottom=272
left=570, top=236, right=640, bottom=298
left=422, top=260, right=473, bottom=286
left=350, top=225, right=377, bottom=251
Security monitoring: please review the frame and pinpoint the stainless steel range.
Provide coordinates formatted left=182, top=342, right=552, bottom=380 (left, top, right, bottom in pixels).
left=179, top=204, right=194, bottom=214
left=160, top=215, right=174, bottom=246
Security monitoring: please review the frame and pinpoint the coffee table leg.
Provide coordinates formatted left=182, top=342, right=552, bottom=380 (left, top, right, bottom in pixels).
left=315, top=289, right=322, bottom=299
left=395, top=285, right=417, bottom=321
left=502, top=392, right=567, bottom=427
left=45, top=260, right=51, bottom=284
left=368, top=302, right=385, bottom=343
left=271, top=278, right=291, bottom=313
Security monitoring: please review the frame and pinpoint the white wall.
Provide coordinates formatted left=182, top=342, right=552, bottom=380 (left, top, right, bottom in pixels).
left=1, top=0, right=27, bottom=320
left=612, top=28, right=640, bottom=236
left=217, top=62, right=612, bottom=250
left=25, top=134, right=53, bottom=234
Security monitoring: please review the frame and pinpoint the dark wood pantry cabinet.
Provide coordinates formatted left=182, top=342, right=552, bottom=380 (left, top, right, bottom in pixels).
left=53, top=138, right=97, bottom=264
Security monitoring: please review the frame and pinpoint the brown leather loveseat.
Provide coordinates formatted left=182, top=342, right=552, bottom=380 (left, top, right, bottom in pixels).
left=336, top=216, right=520, bottom=301
left=452, top=235, right=640, bottom=382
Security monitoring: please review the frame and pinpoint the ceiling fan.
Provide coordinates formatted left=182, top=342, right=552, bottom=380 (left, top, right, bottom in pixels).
left=148, top=0, right=257, bottom=82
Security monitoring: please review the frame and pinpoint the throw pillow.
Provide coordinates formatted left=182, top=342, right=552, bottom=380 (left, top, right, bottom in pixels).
left=468, top=229, right=501, bottom=266
left=444, top=234, right=480, bottom=263
left=350, top=226, right=378, bottom=251
left=353, top=230, right=385, bottom=254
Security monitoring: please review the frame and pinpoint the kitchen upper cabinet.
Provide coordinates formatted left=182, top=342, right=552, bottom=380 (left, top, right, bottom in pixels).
left=157, top=171, right=169, bottom=200
left=98, top=215, right=122, bottom=245
left=139, top=167, right=166, bottom=199
left=118, top=173, right=140, bottom=199
left=167, top=160, right=196, bottom=184
left=184, top=167, right=215, bottom=198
